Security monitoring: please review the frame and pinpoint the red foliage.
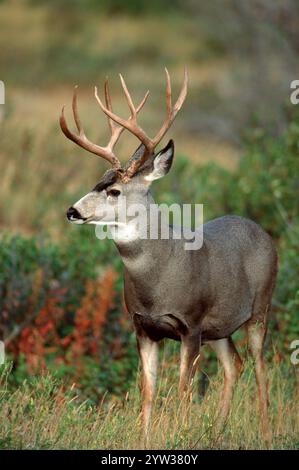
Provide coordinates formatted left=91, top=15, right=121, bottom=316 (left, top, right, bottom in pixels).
left=11, top=267, right=118, bottom=374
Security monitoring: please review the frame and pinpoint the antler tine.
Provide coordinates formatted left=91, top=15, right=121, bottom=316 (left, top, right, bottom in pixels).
left=119, top=73, right=138, bottom=118
left=165, top=67, right=172, bottom=119
left=152, top=66, right=188, bottom=147
left=104, top=79, right=126, bottom=149
left=60, top=86, right=122, bottom=169
left=72, top=86, right=83, bottom=135
left=173, top=66, right=188, bottom=113
left=102, top=78, right=150, bottom=150
left=95, top=77, right=153, bottom=151
left=104, top=79, right=115, bottom=132
left=136, top=90, right=150, bottom=113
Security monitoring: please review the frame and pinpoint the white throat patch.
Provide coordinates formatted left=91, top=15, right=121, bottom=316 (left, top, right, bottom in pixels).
left=92, top=221, right=140, bottom=243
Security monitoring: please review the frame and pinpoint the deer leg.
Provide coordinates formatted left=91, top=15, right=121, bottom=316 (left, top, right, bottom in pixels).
left=247, top=321, right=272, bottom=445
left=179, top=335, right=201, bottom=398
left=209, top=337, right=243, bottom=426
left=137, top=335, right=159, bottom=440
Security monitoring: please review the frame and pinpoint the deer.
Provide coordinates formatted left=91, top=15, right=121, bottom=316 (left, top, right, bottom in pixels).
left=60, top=68, right=278, bottom=445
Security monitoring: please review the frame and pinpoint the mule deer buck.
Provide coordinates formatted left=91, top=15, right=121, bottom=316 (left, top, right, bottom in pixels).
left=61, top=69, right=277, bottom=444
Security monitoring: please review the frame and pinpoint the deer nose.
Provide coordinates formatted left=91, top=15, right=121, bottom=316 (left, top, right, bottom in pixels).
left=67, top=206, right=82, bottom=221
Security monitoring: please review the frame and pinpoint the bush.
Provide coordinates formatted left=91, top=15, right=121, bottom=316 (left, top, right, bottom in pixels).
left=0, top=231, right=137, bottom=400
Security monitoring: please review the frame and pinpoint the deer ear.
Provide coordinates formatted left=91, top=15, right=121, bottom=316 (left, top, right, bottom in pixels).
left=144, top=139, right=174, bottom=182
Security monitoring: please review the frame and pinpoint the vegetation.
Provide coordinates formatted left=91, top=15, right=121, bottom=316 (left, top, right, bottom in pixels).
left=1, top=112, right=298, bottom=420
left=0, top=360, right=298, bottom=450
left=0, top=0, right=298, bottom=450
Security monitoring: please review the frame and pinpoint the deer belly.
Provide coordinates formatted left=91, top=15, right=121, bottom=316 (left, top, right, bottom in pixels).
left=133, top=313, right=186, bottom=341
left=200, top=303, right=252, bottom=342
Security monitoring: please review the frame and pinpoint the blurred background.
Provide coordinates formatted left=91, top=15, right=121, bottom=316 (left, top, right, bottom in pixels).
left=0, top=0, right=298, bottom=411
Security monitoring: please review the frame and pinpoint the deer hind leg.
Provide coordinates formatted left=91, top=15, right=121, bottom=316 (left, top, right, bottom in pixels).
left=247, top=321, right=272, bottom=445
left=137, top=335, right=159, bottom=443
left=209, top=337, right=243, bottom=426
left=179, top=334, right=201, bottom=398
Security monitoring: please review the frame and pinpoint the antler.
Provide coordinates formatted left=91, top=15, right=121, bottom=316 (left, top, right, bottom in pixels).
left=60, top=81, right=149, bottom=171
left=95, top=67, right=188, bottom=177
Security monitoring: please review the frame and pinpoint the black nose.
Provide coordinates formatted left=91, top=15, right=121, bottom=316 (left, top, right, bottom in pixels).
left=67, top=207, right=82, bottom=221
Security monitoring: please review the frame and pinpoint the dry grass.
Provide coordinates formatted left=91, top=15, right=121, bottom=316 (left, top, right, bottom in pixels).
left=0, top=355, right=298, bottom=450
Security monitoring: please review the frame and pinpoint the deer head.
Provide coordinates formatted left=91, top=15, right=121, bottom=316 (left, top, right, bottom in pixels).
left=61, top=69, right=188, bottom=237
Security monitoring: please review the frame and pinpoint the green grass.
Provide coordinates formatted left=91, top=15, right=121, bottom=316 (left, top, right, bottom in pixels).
left=0, top=356, right=298, bottom=450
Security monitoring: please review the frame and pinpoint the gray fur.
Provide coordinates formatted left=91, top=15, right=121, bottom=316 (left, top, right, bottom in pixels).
left=69, top=143, right=277, bottom=345
left=120, top=214, right=277, bottom=343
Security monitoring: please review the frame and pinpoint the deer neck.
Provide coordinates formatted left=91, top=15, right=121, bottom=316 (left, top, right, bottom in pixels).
left=110, top=192, right=174, bottom=271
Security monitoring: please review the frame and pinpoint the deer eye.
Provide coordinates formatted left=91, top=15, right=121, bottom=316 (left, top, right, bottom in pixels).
left=107, top=189, right=121, bottom=197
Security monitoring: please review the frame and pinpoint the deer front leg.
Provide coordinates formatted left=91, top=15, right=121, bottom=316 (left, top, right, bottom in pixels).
left=137, top=335, right=159, bottom=440
left=179, top=334, right=201, bottom=398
